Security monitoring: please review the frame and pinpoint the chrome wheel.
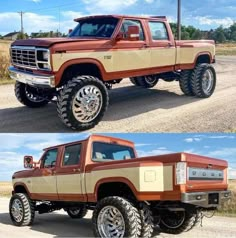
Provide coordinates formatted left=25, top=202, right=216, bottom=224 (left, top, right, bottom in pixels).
left=202, top=69, right=214, bottom=95
left=25, top=86, right=45, bottom=103
left=11, top=199, right=23, bottom=223
left=98, top=205, right=125, bottom=238
left=72, top=85, right=103, bottom=123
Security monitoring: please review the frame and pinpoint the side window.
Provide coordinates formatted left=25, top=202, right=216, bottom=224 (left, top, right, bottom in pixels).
left=148, top=21, right=169, bottom=40
left=62, top=144, right=81, bottom=166
left=120, top=19, right=145, bottom=40
left=42, top=149, right=58, bottom=168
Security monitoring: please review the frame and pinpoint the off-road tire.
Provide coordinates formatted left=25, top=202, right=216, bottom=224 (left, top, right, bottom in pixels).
left=92, top=196, right=141, bottom=238
left=191, top=63, right=216, bottom=98
left=15, top=81, right=50, bottom=108
left=9, top=193, right=35, bottom=226
left=66, top=206, right=88, bottom=219
left=57, top=75, right=109, bottom=131
left=159, top=210, right=201, bottom=234
left=139, top=203, right=154, bottom=238
left=179, top=70, right=194, bottom=96
left=130, top=77, right=141, bottom=86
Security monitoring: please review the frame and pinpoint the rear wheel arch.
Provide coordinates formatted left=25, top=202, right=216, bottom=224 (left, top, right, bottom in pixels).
left=95, top=180, right=138, bottom=202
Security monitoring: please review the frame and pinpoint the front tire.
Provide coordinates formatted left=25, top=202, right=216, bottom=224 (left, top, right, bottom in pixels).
left=191, top=64, right=216, bottom=98
left=159, top=210, right=201, bottom=234
left=57, top=75, right=109, bottom=131
left=9, top=193, right=35, bottom=226
left=15, top=81, right=50, bottom=108
left=179, top=70, right=194, bottom=96
left=92, top=196, right=141, bottom=238
left=66, top=206, right=88, bottom=219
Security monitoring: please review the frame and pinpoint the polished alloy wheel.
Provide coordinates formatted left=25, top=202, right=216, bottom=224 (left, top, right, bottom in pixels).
left=25, top=86, right=45, bottom=103
left=202, top=69, right=214, bottom=95
left=72, top=85, right=103, bottom=123
left=11, top=199, right=24, bottom=223
left=97, top=205, right=125, bottom=238
left=144, top=75, right=157, bottom=84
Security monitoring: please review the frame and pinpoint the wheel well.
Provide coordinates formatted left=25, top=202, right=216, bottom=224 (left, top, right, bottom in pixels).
left=14, top=185, right=28, bottom=194
left=60, top=63, right=103, bottom=86
left=97, top=182, right=136, bottom=201
left=196, top=54, right=211, bottom=65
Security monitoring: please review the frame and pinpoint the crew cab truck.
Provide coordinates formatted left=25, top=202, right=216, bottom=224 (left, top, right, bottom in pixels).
left=10, top=135, right=231, bottom=238
left=8, top=15, right=216, bottom=131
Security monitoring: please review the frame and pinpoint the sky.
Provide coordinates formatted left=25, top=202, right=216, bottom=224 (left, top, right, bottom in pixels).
left=0, top=0, right=235, bottom=35
left=0, top=133, right=235, bottom=181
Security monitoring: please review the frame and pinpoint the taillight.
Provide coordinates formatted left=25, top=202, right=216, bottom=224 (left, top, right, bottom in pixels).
left=176, top=162, right=187, bottom=185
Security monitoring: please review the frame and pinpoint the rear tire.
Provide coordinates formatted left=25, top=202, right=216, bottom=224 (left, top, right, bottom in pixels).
left=139, top=203, right=154, bottom=238
left=15, top=81, right=50, bottom=108
left=159, top=210, right=201, bottom=234
left=9, top=193, right=35, bottom=226
left=191, top=64, right=216, bottom=98
left=57, top=75, right=109, bottom=131
left=130, top=77, right=141, bottom=86
left=179, top=70, right=194, bottom=96
left=66, top=206, right=88, bottom=219
left=92, top=196, right=141, bottom=238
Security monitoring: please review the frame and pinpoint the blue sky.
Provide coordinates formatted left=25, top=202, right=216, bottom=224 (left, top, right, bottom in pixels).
left=0, top=0, right=235, bottom=35
left=0, top=133, right=235, bottom=181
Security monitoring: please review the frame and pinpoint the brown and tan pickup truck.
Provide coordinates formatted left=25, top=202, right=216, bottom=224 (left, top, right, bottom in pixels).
left=10, top=135, right=231, bottom=238
left=8, top=15, right=216, bottom=131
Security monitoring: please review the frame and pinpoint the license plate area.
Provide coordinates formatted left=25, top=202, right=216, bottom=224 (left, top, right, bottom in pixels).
left=208, top=193, right=219, bottom=205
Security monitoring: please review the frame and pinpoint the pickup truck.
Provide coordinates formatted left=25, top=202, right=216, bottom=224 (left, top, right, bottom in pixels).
left=8, top=15, right=216, bottom=131
left=10, top=135, right=231, bottom=238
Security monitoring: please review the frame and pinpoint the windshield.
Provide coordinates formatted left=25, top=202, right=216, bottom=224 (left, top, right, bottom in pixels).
left=69, top=17, right=119, bottom=38
left=92, top=142, right=135, bottom=162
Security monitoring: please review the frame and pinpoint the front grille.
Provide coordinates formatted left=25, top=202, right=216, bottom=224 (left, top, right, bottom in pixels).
left=11, top=47, right=37, bottom=69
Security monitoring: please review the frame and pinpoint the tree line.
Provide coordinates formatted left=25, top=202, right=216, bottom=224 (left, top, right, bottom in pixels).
left=170, top=22, right=236, bottom=43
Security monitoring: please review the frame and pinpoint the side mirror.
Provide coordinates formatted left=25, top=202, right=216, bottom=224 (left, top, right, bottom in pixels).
left=127, top=25, right=140, bottom=41
left=24, top=156, right=34, bottom=169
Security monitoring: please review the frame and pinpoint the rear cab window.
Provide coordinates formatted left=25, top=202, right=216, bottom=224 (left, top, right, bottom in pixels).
left=92, top=142, right=135, bottom=162
left=148, top=21, right=169, bottom=40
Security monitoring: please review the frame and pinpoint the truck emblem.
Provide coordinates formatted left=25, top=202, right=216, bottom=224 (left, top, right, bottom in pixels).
left=104, top=55, right=112, bottom=60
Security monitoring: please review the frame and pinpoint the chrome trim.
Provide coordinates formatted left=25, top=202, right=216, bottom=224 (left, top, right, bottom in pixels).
left=181, top=190, right=231, bottom=208
left=188, top=167, right=224, bottom=181
left=8, top=66, right=55, bottom=88
left=10, top=46, right=51, bottom=71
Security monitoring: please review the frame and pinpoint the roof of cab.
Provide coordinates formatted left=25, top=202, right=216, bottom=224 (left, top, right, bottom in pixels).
left=74, top=14, right=167, bottom=22
left=43, top=134, right=134, bottom=151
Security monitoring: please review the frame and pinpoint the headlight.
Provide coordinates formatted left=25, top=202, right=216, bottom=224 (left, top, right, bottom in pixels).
left=42, top=51, right=49, bottom=61
left=36, top=48, right=51, bottom=70
left=176, top=162, right=187, bottom=185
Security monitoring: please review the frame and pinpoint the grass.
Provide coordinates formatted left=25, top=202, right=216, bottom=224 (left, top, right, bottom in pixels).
left=216, top=43, right=236, bottom=56
left=0, top=40, right=13, bottom=84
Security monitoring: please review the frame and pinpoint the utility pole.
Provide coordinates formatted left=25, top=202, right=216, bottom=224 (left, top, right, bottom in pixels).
left=18, top=11, right=25, bottom=39
left=177, top=0, right=181, bottom=40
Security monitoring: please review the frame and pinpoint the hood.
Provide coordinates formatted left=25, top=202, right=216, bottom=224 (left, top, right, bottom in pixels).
left=11, top=37, right=102, bottom=48
left=12, top=169, right=34, bottom=179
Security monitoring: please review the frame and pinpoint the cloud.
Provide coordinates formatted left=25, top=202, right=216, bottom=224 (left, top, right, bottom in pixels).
left=195, top=16, right=234, bottom=28
left=184, top=138, right=202, bottom=143
left=207, top=148, right=236, bottom=160
left=228, top=168, right=236, bottom=179
left=137, top=148, right=173, bottom=157
left=32, top=0, right=41, bottom=3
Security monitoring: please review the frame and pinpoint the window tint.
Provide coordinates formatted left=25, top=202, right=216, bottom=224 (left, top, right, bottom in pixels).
left=92, top=142, right=135, bottom=162
left=121, top=19, right=145, bottom=40
left=62, top=144, right=81, bottom=166
left=148, top=21, right=168, bottom=40
left=42, top=149, right=58, bottom=168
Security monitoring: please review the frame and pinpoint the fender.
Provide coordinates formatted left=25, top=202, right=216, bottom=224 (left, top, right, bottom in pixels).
left=13, top=182, right=32, bottom=198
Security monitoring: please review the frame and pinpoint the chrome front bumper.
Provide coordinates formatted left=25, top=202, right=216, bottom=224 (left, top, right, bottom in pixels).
left=8, top=66, right=55, bottom=88
left=181, top=190, right=231, bottom=208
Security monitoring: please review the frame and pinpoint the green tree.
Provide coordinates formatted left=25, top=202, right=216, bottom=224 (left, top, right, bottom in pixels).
left=192, top=29, right=202, bottom=40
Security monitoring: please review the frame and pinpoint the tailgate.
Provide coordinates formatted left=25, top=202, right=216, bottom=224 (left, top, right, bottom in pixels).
left=182, top=153, right=228, bottom=192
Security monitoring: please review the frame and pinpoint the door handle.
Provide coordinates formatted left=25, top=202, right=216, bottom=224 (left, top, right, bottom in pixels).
left=73, top=168, right=80, bottom=172
left=167, top=42, right=173, bottom=47
left=52, top=171, right=56, bottom=175
left=142, top=44, right=148, bottom=49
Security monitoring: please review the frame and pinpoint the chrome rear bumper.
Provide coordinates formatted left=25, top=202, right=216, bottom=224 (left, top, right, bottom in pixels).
left=8, top=66, right=55, bottom=88
left=181, top=190, right=231, bottom=208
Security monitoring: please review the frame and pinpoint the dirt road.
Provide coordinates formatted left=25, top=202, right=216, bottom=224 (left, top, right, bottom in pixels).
left=0, top=197, right=235, bottom=237
left=0, top=56, right=235, bottom=132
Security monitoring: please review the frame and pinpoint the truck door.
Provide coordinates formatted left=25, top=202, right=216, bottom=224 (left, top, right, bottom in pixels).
left=112, top=19, right=150, bottom=72
left=31, top=148, right=59, bottom=200
left=56, top=143, right=86, bottom=201
left=147, top=21, right=176, bottom=70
